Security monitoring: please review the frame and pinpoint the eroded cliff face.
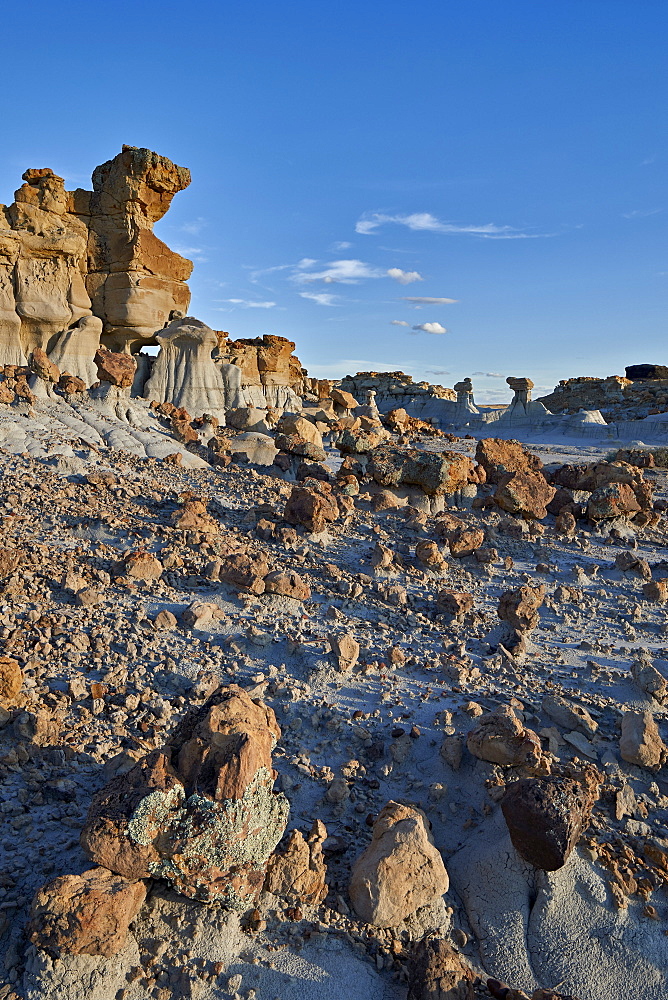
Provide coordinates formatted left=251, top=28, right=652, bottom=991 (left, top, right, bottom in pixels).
left=223, top=334, right=305, bottom=408
left=0, top=146, right=192, bottom=364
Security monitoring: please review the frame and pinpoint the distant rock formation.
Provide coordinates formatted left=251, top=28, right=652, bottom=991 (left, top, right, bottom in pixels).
left=224, top=334, right=305, bottom=409
left=0, top=146, right=192, bottom=367
left=337, top=371, right=456, bottom=422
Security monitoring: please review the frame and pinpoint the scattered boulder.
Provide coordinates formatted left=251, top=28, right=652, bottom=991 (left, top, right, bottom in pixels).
left=475, top=438, right=543, bottom=484
left=94, top=347, right=137, bottom=388
left=494, top=471, right=556, bottom=520
left=631, top=654, right=667, bottom=704
left=284, top=479, right=340, bottom=533
left=0, top=656, right=22, bottom=707
left=349, top=801, right=449, bottom=927
left=436, top=591, right=474, bottom=618
left=80, top=685, right=289, bottom=905
left=180, top=600, right=220, bottom=628
left=643, top=579, right=668, bottom=603
left=29, top=348, right=60, bottom=383
left=500, top=768, right=602, bottom=870
left=498, top=584, right=546, bottom=632
left=114, top=550, right=163, bottom=581
left=368, top=447, right=474, bottom=496
left=264, top=570, right=311, bottom=601
left=448, top=527, right=485, bottom=558
left=541, top=694, right=597, bottom=735
left=213, top=550, right=270, bottom=594
left=329, top=632, right=360, bottom=671
left=264, top=820, right=328, bottom=906
left=407, top=937, right=475, bottom=1000
left=28, top=867, right=146, bottom=959
left=587, top=482, right=643, bottom=521
left=415, top=540, right=446, bottom=571
left=467, top=706, right=543, bottom=768
left=619, top=710, right=668, bottom=770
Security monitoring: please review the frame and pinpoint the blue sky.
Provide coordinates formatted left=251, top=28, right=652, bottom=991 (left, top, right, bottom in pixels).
left=1, top=1, right=666, bottom=401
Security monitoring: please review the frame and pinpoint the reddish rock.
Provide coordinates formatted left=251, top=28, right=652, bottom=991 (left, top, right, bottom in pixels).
left=368, top=448, right=474, bottom=496
left=264, top=820, right=328, bottom=905
left=114, top=550, right=163, bottom=581
left=94, top=348, right=137, bottom=388
left=213, top=550, right=270, bottom=594
left=555, top=511, right=577, bottom=535
left=263, top=570, right=311, bottom=601
left=58, top=373, right=86, bottom=394
left=448, top=527, right=485, bottom=557
left=0, top=547, right=21, bottom=577
left=0, top=656, right=22, bottom=707
left=415, top=540, right=446, bottom=571
left=498, top=584, right=546, bottom=632
left=475, top=438, right=543, bottom=484
left=643, top=579, right=668, bottom=603
left=81, top=685, right=289, bottom=906
left=407, top=937, right=475, bottom=1000
left=501, top=768, right=602, bottom=871
left=28, top=867, right=146, bottom=958
left=432, top=513, right=465, bottom=542
left=284, top=479, right=340, bottom=533
left=436, top=591, right=474, bottom=617
left=587, top=482, right=642, bottom=521
left=29, top=348, right=60, bottom=383
left=494, top=471, right=556, bottom=520
left=467, top=706, right=542, bottom=768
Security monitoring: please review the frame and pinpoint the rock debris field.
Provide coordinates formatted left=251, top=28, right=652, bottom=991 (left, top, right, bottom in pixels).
left=0, top=145, right=667, bottom=1000
left=0, top=408, right=666, bottom=1000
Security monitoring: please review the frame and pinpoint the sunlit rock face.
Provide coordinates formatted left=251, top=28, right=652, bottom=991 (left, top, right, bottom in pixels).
left=0, top=146, right=192, bottom=366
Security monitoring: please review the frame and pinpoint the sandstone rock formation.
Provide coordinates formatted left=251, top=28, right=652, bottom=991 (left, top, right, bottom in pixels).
left=28, top=867, right=146, bottom=958
left=264, top=819, right=328, bottom=905
left=349, top=801, right=449, bottom=927
left=47, top=315, right=102, bottom=387
left=80, top=685, right=289, bottom=905
left=143, top=316, right=245, bottom=420
left=0, top=147, right=192, bottom=365
left=225, top=334, right=304, bottom=409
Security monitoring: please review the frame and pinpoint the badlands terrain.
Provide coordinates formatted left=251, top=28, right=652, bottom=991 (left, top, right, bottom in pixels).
left=0, top=147, right=666, bottom=1000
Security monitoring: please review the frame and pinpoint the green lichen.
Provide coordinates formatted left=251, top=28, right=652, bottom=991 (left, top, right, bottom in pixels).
left=127, top=785, right=184, bottom=846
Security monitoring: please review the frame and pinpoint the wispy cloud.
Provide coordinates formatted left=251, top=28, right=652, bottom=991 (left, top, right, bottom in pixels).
left=171, top=244, right=208, bottom=263
left=293, top=259, right=384, bottom=284
left=223, top=298, right=276, bottom=309
left=181, top=217, right=208, bottom=235
left=622, top=207, right=663, bottom=219
left=412, top=322, right=448, bottom=335
left=472, top=371, right=503, bottom=377
left=402, top=295, right=458, bottom=306
left=391, top=320, right=410, bottom=327
left=299, top=291, right=338, bottom=306
left=426, top=369, right=451, bottom=376
left=356, top=211, right=553, bottom=240
left=331, top=240, right=353, bottom=250
left=387, top=267, right=423, bottom=284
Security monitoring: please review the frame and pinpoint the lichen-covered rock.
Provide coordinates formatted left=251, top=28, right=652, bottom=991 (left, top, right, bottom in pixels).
left=501, top=767, right=602, bottom=870
left=80, top=685, right=289, bottom=906
left=349, top=801, right=449, bottom=927
left=407, top=937, right=475, bottom=999
left=264, top=820, right=328, bottom=905
left=368, top=447, right=473, bottom=496
left=467, top=706, right=543, bottom=768
left=28, top=867, right=146, bottom=958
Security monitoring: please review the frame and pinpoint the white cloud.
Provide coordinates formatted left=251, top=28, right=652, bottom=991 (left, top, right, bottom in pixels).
left=426, top=369, right=451, bottom=375
left=331, top=241, right=353, bottom=250
left=387, top=267, right=423, bottom=284
left=181, top=217, right=207, bottom=235
left=356, top=211, right=554, bottom=240
left=294, top=259, right=384, bottom=284
left=171, top=244, right=208, bottom=262
left=299, top=291, right=338, bottom=306
left=412, top=322, right=448, bottom=335
left=472, top=371, right=503, bottom=377
left=402, top=295, right=458, bottom=305
left=390, top=320, right=410, bottom=327
left=224, top=298, right=276, bottom=308
left=622, top=207, right=663, bottom=219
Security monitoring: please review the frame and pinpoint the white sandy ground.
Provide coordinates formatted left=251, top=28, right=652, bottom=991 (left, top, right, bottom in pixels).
left=0, top=394, right=666, bottom=998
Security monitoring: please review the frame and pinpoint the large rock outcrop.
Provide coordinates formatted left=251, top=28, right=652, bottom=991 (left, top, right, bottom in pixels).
left=224, top=334, right=304, bottom=409
left=0, top=146, right=192, bottom=366
left=80, top=685, right=289, bottom=906
left=143, top=316, right=245, bottom=420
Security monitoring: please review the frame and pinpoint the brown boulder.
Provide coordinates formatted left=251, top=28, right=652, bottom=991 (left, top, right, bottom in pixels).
left=264, top=820, right=328, bottom=905
left=501, top=768, right=602, bottom=870
left=29, top=348, right=60, bottom=383
left=494, top=471, right=556, bottom=520
left=407, top=937, right=475, bottom=1000
left=28, top=867, right=146, bottom=958
left=436, top=591, right=474, bottom=618
left=329, top=632, right=360, bottom=671
left=94, top=347, right=137, bottom=388
left=498, top=584, right=546, bottom=632
left=81, top=685, right=289, bottom=905
left=619, top=711, right=668, bottom=770
left=475, top=439, right=543, bottom=484
left=284, top=479, right=340, bottom=533
left=349, top=801, right=449, bottom=927
left=264, top=570, right=311, bottom=601
left=448, top=527, right=485, bottom=557
left=415, top=540, right=446, bottom=571
left=214, top=550, right=270, bottom=593
left=0, top=656, right=22, bottom=707
left=467, top=706, right=543, bottom=768
left=58, top=373, right=86, bottom=394
left=114, top=549, right=163, bottom=581
left=0, top=547, right=20, bottom=578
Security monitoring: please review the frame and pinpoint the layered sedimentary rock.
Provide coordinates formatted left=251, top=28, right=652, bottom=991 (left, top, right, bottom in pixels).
left=144, top=317, right=245, bottom=420
left=224, top=334, right=305, bottom=408
left=0, top=146, right=192, bottom=367
left=337, top=371, right=456, bottom=422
